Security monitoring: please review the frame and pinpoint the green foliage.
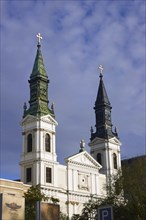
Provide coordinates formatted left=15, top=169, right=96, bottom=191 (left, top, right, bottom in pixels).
left=121, top=157, right=146, bottom=220
left=60, top=212, right=70, bottom=220
left=71, top=214, right=80, bottom=220
left=24, top=184, right=48, bottom=220
left=76, top=157, right=146, bottom=220
left=50, top=196, right=60, bottom=204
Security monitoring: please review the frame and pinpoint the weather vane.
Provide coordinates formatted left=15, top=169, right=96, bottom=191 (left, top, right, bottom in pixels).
left=36, top=33, right=42, bottom=44
left=99, top=64, right=103, bottom=77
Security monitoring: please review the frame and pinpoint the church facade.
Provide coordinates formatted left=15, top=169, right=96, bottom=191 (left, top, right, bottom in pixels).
left=19, top=35, right=121, bottom=217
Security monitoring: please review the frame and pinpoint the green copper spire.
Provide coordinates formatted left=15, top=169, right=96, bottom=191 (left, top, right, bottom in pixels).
left=23, top=34, right=55, bottom=118
left=30, top=44, right=47, bottom=79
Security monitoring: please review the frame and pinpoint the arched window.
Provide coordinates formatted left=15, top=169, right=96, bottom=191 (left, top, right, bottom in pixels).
left=27, top=134, right=32, bottom=152
left=97, top=153, right=102, bottom=165
left=113, top=153, right=117, bottom=169
left=45, top=134, right=50, bottom=152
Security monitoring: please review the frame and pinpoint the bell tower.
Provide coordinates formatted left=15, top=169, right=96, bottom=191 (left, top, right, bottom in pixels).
left=89, top=65, right=121, bottom=176
left=20, top=34, right=58, bottom=186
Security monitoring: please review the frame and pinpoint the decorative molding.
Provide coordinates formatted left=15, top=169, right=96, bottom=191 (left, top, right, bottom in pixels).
left=21, top=115, right=37, bottom=125
left=33, top=128, right=44, bottom=132
left=66, top=151, right=102, bottom=169
left=65, top=201, right=79, bottom=206
left=78, top=173, right=89, bottom=191
left=41, top=114, right=58, bottom=126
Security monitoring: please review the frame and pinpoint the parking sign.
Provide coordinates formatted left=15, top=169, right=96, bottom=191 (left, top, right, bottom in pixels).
left=98, top=206, right=113, bottom=220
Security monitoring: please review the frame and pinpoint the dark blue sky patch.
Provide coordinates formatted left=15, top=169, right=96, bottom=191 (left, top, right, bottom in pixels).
left=6, top=1, right=34, bottom=20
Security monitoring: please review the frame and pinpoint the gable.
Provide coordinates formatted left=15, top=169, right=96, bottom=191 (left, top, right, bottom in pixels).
left=88, top=137, right=104, bottom=146
left=89, top=136, right=121, bottom=146
left=110, top=137, right=122, bottom=145
left=65, top=151, right=102, bottom=169
left=41, top=114, right=58, bottom=126
left=20, top=114, right=58, bottom=126
left=20, top=115, right=37, bottom=125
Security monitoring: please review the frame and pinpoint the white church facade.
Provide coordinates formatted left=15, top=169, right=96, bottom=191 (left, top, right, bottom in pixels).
left=0, top=34, right=121, bottom=219
left=19, top=34, right=121, bottom=218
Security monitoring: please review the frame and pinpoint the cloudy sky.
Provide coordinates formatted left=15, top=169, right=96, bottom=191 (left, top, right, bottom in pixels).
left=1, top=0, right=145, bottom=180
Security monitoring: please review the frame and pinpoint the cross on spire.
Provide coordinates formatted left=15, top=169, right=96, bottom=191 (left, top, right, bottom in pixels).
left=99, top=64, right=103, bottom=77
left=36, top=33, right=42, bottom=45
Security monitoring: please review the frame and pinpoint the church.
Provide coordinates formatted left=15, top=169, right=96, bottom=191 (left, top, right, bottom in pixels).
left=0, top=34, right=121, bottom=219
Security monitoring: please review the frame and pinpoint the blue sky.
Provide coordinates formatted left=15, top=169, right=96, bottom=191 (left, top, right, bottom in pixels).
left=1, top=0, right=145, bottom=180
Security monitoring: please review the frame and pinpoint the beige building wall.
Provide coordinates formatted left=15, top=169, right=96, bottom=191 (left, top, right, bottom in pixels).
left=0, top=179, right=30, bottom=220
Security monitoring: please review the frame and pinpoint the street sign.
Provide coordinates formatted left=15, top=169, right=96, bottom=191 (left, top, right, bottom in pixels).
left=98, top=206, right=113, bottom=220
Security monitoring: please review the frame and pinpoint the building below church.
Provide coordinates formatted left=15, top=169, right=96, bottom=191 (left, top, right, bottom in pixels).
left=0, top=34, right=122, bottom=219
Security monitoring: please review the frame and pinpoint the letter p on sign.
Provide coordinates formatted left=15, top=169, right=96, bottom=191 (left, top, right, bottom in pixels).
left=98, top=206, right=113, bottom=220
left=102, top=210, right=108, bottom=218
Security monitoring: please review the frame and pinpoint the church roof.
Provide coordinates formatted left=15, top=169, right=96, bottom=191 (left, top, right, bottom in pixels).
left=90, top=66, right=118, bottom=140
left=23, top=35, right=55, bottom=118
left=95, top=74, right=111, bottom=107
left=30, top=44, right=48, bottom=80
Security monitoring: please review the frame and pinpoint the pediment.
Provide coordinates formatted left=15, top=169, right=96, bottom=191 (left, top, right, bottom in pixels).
left=88, top=136, right=121, bottom=146
left=20, top=114, right=58, bottom=126
left=109, top=137, right=121, bottom=145
left=65, top=151, right=102, bottom=169
left=88, top=137, right=104, bottom=146
left=20, top=115, right=37, bottom=125
left=41, top=114, right=58, bottom=126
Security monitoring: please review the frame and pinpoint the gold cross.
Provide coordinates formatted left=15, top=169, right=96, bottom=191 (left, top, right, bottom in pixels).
left=99, top=64, right=103, bottom=77
left=36, top=33, right=42, bottom=44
